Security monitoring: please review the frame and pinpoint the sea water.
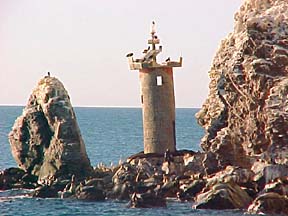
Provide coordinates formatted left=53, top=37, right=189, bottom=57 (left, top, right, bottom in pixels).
left=0, top=106, right=246, bottom=215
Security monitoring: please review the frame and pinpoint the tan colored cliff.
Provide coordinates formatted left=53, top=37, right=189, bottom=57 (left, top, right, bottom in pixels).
left=196, top=0, right=288, bottom=170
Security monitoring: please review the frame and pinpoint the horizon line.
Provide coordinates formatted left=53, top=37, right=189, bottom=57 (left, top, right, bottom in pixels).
left=0, top=104, right=201, bottom=109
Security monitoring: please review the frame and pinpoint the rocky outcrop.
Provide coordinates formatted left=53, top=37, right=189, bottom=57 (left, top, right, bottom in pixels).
left=9, top=76, right=92, bottom=180
left=247, top=192, right=288, bottom=215
left=192, top=166, right=254, bottom=209
left=193, top=181, right=252, bottom=210
left=75, top=185, right=106, bottom=201
left=195, top=0, right=288, bottom=214
left=196, top=0, right=288, bottom=169
left=129, top=192, right=166, bottom=208
left=0, top=167, right=37, bottom=190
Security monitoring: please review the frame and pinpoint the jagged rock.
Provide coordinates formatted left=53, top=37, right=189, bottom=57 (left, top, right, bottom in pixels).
left=207, top=166, right=253, bottom=186
left=0, top=167, right=26, bottom=190
left=107, top=163, right=137, bottom=199
left=112, top=163, right=137, bottom=185
left=21, top=173, right=38, bottom=184
left=33, top=180, right=67, bottom=198
left=247, top=192, right=288, bottom=215
left=178, top=179, right=206, bottom=201
left=76, top=186, right=105, bottom=201
left=85, top=178, right=105, bottom=189
left=108, top=182, right=132, bottom=200
left=194, top=1, right=288, bottom=210
left=9, top=76, right=92, bottom=180
left=0, top=167, right=38, bottom=190
left=156, top=179, right=179, bottom=198
left=261, top=180, right=288, bottom=196
left=202, top=152, right=220, bottom=175
left=129, top=192, right=166, bottom=208
left=183, top=152, right=206, bottom=175
left=252, top=163, right=288, bottom=190
left=196, top=0, right=288, bottom=169
left=107, top=155, right=188, bottom=200
left=193, top=181, right=252, bottom=210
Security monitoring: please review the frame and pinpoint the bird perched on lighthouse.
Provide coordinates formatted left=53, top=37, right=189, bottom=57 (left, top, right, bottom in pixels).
left=142, top=46, right=151, bottom=54
left=151, top=21, right=156, bottom=35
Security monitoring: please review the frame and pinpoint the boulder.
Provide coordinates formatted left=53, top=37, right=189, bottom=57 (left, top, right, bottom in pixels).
left=261, top=180, right=288, bottom=196
left=252, top=163, right=288, bottom=190
left=33, top=180, right=67, bottom=198
left=76, top=186, right=105, bottom=201
left=183, top=152, right=206, bottom=175
left=182, top=179, right=206, bottom=197
left=207, top=166, right=253, bottom=186
left=156, top=179, right=179, bottom=198
left=134, top=177, right=159, bottom=194
left=0, top=168, right=24, bottom=189
left=253, top=164, right=288, bottom=183
left=9, top=76, right=92, bottom=180
left=247, top=192, right=288, bottom=215
left=193, top=181, right=252, bottom=210
left=108, top=182, right=134, bottom=200
left=129, top=192, right=166, bottom=208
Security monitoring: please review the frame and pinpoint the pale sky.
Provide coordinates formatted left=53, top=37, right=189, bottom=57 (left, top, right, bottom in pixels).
left=0, top=0, right=243, bottom=108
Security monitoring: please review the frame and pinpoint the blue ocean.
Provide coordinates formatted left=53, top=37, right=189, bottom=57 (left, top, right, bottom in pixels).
left=0, top=106, right=246, bottom=215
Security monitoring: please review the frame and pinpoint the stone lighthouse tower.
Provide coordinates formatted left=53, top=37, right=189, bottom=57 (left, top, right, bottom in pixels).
left=127, top=22, right=182, bottom=154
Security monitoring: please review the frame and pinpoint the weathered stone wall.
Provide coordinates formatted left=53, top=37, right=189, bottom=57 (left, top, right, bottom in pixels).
left=9, top=76, right=92, bottom=180
left=140, top=68, right=176, bottom=154
left=196, top=0, right=288, bottom=169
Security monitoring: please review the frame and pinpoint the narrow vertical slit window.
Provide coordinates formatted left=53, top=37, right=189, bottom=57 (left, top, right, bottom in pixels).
left=141, top=95, right=144, bottom=104
left=156, top=76, right=163, bottom=86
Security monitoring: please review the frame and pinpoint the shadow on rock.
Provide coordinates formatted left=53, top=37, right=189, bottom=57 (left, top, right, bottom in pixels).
left=129, top=191, right=166, bottom=208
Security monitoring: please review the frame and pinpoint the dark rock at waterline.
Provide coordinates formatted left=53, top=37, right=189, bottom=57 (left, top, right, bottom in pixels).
left=108, top=182, right=133, bottom=200
left=33, top=180, right=68, bottom=198
left=0, top=168, right=24, bottom=190
left=33, top=185, right=60, bottom=198
left=156, top=179, right=180, bottom=198
left=178, top=179, right=206, bottom=201
left=247, top=192, right=288, bottom=215
left=129, top=192, right=166, bottom=208
left=106, top=163, right=135, bottom=200
left=0, top=150, right=286, bottom=213
left=261, top=180, right=288, bottom=196
left=9, top=77, right=93, bottom=180
left=22, top=173, right=38, bottom=184
left=193, top=181, right=252, bottom=210
left=76, top=186, right=105, bottom=201
left=0, top=167, right=38, bottom=190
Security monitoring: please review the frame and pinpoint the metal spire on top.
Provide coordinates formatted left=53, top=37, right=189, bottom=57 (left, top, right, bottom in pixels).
left=151, top=21, right=156, bottom=37
left=148, top=21, right=160, bottom=63
left=126, top=21, right=182, bottom=70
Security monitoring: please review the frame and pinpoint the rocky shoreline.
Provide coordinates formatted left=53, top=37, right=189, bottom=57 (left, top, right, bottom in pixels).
left=1, top=149, right=288, bottom=214
left=1, top=0, right=288, bottom=215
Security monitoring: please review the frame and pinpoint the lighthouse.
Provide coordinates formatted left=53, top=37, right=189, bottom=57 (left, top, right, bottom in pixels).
left=127, top=22, right=182, bottom=154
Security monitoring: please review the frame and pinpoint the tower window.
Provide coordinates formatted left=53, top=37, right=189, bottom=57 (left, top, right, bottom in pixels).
left=156, top=76, right=163, bottom=86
